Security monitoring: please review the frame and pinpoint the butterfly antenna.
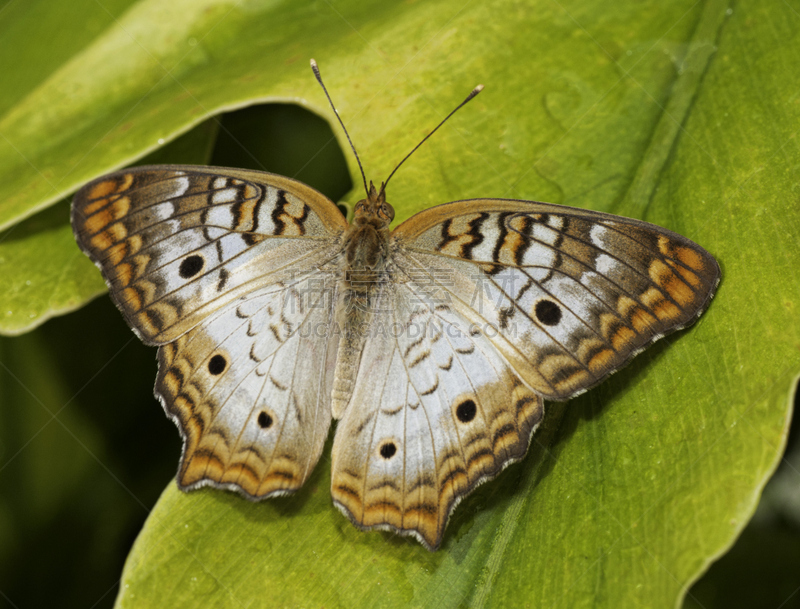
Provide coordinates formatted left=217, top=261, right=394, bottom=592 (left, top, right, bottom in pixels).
left=310, top=59, right=370, bottom=198
left=381, top=83, right=484, bottom=194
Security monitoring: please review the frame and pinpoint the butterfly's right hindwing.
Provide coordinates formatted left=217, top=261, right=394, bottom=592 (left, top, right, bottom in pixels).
left=331, top=283, right=545, bottom=550
left=71, top=165, right=348, bottom=344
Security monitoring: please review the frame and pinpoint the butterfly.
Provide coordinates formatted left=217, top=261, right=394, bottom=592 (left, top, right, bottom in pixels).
left=70, top=60, right=720, bottom=551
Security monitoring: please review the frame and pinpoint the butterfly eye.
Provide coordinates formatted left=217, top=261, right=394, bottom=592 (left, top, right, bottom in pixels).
left=381, top=203, right=395, bottom=222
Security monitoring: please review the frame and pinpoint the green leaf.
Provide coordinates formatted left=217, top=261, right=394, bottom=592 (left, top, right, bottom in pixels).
left=0, top=0, right=796, bottom=607
left=0, top=118, right=219, bottom=335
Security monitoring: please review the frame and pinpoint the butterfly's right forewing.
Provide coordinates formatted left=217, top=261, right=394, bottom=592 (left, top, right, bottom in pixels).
left=394, top=199, right=720, bottom=400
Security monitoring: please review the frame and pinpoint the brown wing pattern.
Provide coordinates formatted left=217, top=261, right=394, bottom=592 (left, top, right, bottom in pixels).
left=394, top=199, right=720, bottom=400
left=71, top=161, right=720, bottom=552
left=71, top=165, right=347, bottom=344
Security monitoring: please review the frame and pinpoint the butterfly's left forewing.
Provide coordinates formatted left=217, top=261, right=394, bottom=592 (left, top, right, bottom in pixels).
left=71, top=165, right=348, bottom=344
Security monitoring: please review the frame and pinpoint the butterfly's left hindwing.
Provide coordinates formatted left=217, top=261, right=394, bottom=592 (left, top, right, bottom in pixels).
left=71, top=165, right=347, bottom=344
left=394, top=199, right=720, bottom=400
left=157, top=271, right=339, bottom=498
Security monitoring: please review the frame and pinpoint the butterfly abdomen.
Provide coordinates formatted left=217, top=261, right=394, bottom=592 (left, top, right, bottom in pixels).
left=330, top=217, right=393, bottom=418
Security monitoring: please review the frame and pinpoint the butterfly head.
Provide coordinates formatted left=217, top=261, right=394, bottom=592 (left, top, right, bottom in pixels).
left=353, top=180, right=395, bottom=228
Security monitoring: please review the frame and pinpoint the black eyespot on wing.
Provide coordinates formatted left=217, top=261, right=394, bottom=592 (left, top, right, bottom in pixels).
left=535, top=299, right=562, bottom=326
left=456, top=399, right=477, bottom=423
left=379, top=442, right=397, bottom=459
left=257, top=411, right=273, bottom=429
left=208, top=354, right=227, bottom=375
left=179, top=255, right=204, bottom=278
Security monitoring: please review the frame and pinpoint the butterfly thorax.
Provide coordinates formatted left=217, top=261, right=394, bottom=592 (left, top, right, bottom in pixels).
left=331, top=182, right=395, bottom=418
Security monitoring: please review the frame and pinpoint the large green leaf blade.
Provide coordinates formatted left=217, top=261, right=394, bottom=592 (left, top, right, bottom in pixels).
left=0, top=0, right=796, bottom=607
left=112, top=1, right=795, bottom=607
